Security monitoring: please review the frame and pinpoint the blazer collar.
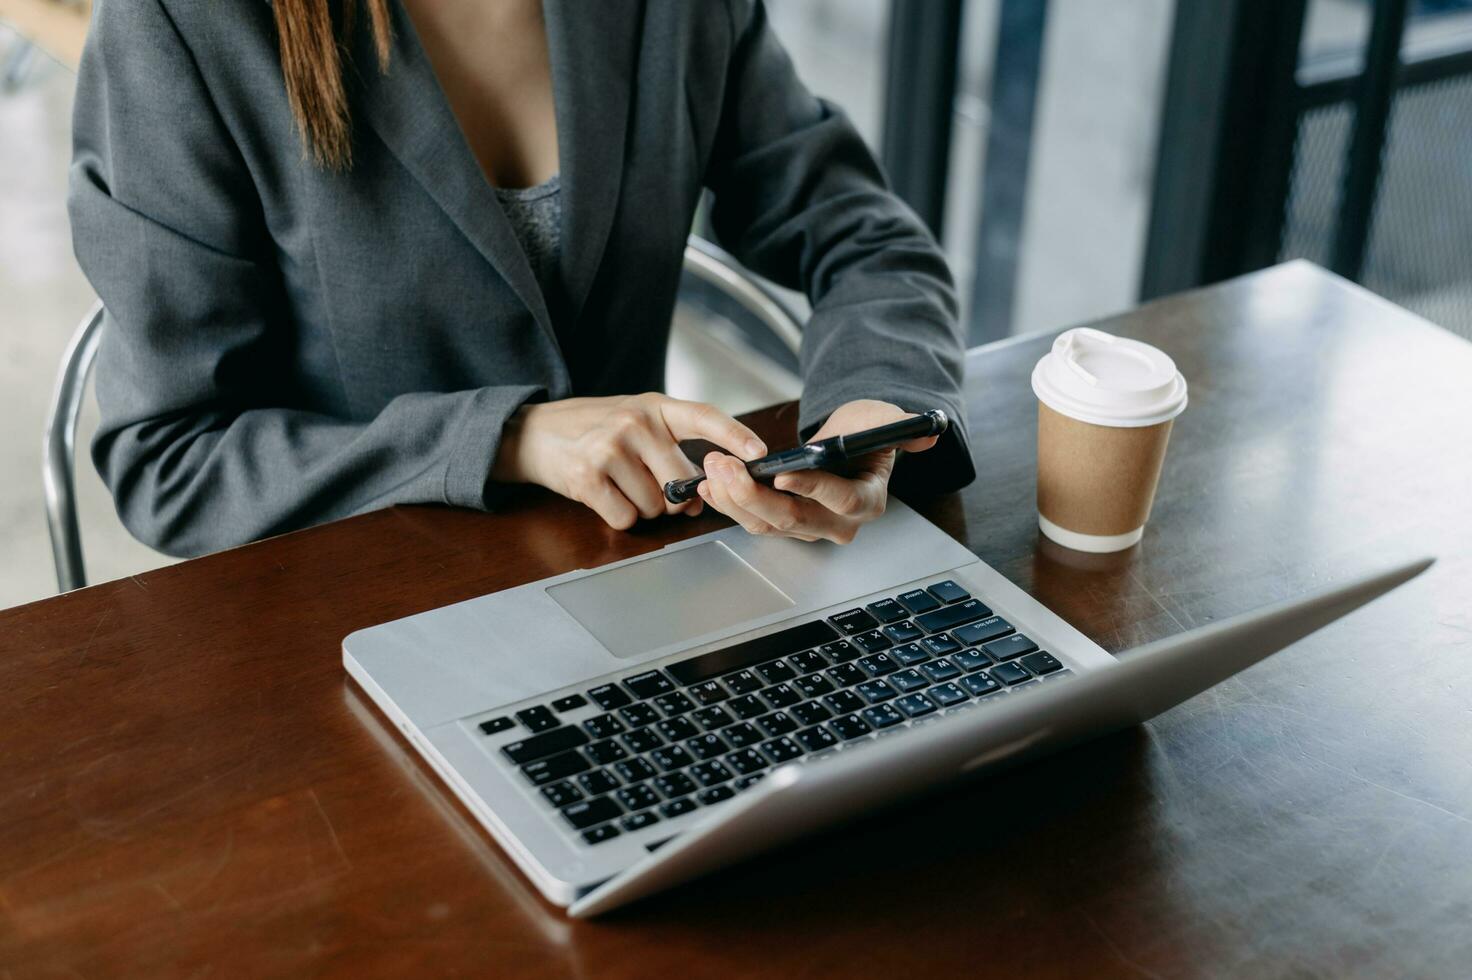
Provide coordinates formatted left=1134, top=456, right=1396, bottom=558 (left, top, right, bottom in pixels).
left=351, top=0, right=641, bottom=346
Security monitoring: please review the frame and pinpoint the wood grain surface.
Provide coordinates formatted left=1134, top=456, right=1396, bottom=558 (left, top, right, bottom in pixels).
left=2, top=261, right=1469, bottom=978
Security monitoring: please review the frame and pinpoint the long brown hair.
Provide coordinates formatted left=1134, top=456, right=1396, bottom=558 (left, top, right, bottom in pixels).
left=272, top=0, right=393, bottom=170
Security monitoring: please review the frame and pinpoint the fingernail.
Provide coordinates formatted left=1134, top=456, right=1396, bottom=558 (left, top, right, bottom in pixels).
left=744, top=440, right=766, bottom=460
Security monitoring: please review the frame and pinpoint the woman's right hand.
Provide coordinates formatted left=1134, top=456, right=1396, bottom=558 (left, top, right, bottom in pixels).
left=492, top=393, right=767, bottom=530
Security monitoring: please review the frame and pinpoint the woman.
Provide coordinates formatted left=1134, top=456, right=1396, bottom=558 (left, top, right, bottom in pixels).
left=69, top=0, right=974, bottom=557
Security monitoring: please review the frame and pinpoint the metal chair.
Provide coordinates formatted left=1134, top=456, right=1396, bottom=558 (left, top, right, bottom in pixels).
left=42, top=237, right=802, bottom=593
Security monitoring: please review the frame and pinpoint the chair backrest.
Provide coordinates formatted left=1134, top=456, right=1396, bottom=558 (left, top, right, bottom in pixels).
left=42, top=239, right=803, bottom=593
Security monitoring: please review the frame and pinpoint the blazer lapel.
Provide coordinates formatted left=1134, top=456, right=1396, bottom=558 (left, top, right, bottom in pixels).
left=349, top=3, right=560, bottom=358
left=543, top=0, right=642, bottom=326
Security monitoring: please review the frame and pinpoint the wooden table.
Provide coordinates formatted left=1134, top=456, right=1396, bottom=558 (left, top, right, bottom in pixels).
left=3, top=261, right=1469, bottom=977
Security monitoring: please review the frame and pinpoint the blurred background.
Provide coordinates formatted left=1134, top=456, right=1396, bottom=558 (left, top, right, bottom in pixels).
left=3, top=0, right=1470, bottom=608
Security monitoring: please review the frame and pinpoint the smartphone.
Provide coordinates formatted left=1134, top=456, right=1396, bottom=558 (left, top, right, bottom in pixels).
left=663, top=409, right=950, bottom=504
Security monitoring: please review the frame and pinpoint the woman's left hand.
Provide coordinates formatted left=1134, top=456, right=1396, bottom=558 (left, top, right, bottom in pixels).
left=697, top=399, right=939, bottom=544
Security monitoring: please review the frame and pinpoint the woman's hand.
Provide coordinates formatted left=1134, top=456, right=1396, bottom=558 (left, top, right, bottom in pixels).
left=492, top=393, right=767, bottom=530
left=697, top=399, right=939, bottom=544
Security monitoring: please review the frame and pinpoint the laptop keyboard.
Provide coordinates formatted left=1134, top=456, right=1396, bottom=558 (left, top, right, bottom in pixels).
left=474, top=579, right=1072, bottom=847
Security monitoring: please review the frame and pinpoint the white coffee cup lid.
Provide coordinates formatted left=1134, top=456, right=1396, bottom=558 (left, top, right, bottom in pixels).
left=1031, top=327, right=1188, bottom=427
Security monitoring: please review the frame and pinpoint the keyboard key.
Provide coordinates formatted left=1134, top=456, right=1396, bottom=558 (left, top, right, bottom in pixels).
left=693, top=705, right=735, bottom=731
left=502, top=726, right=590, bottom=765
left=618, top=703, right=660, bottom=728
left=650, top=741, right=694, bottom=771
left=823, top=689, right=864, bottom=714
left=821, top=640, right=861, bottom=663
left=540, top=780, right=583, bottom=808
left=587, top=684, right=632, bottom=710
left=614, top=758, right=656, bottom=783
left=792, top=673, right=835, bottom=698
left=722, top=722, right=762, bottom=748
left=552, top=693, right=589, bottom=713
left=790, top=650, right=829, bottom=674
left=578, top=769, right=620, bottom=795
left=919, top=658, right=962, bottom=683
left=853, top=631, right=893, bottom=655
left=915, top=599, right=992, bottom=633
left=621, top=811, right=660, bottom=832
left=755, top=659, right=797, bottom=684
left=762, top=683, right=801, bottom=709
left=927, top=580, right=970, bottom=604
left=666, top=619, right=839, bottom=685
left=562, top=796, right=622, bottom=830
left=865, top=598, right=909, bottom=624
left=699, top=785, right=736, bottom=805
left=582, top=824, right=621, bottom=845
left=622, top=728, right=662, bottom=754
left=655, top=772, right=697, bottom=798
left=861, top=703, right=905, bottom=729
left=794, top=725, right=838, bottom=753
left=891, top=644, right=931, bottom=669
left=656, top=717, right=699, bottom=742
left=723, top=669, right=764, bottom=695
left=990, top=662, right=1032, bottom=686
left=830, top=608, right=880, bottom=635
left=826, top=663, right=865, bottom=687
left=1021, top=651, right=1064, bottom=675
left=828, top=714, right=873, bottom=740
left=728, top=694, right=768, bottom=720
left=984, top=633, right=1039, bottom=662
left=661, top=797, right=698, bottom=818
left=725, top=748, right=767, bottom=775
left=920, top=634, right=963, bottom=657
left=478, top=716, right=514, bottom=736
left=515, top=706, right=559, bottom=733
left=856, top=679, right=898, bottom=703
left=688, top=680, right=730, bottom=705
left=857, top=652, right=899, bottom=677
left=687, top=733, right=730, bottom=760
left=790, top=701, right=833, bottom=726
left=735, top=775, right=764, bottom=791
left=883, top=620, right=925, bottom=644
left=584, top=739, right=627, bottom=765
left=756, top=711, right=799, bottom=737
left=897, top=589, right=942, bottom=614
left=690, top=760, right=734, bottom=786
left=617, top=784, right=661, bottom=811
left=928, top=682, right=969, bottom=706
left=889, top=668, right=928, bottom=693
left=760, top=737, right=804, bottom=764
left=654, top=691, right=696, bottom=716
left=960, top=672, right=1002, bottom=697
left=624, top=670, right=675, bottom=699
left=583, top=713, right=626, bottom=739
left=896, top=693, right=937, bottom=717
left=953, top=616, right=1015, bottom=647
left=953, top=648, right=992, bottom=672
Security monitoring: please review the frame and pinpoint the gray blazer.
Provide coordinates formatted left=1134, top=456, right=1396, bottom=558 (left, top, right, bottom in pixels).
left=69, top=0, right=974, bottom=557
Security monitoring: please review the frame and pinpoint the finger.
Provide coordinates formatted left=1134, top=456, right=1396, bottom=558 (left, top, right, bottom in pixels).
left=627, top=418, right=707, bottom=516
left=708, top=453, right=835, bottom=542
left=578, top=475, right=640, bottom=531
left=897, top=433, right=940, bottom=453
left=605, top=454, right=668, bottom=521
left=771, top=467, right=885, bottom=521
left=699, top=454, right=787, bottom=538
left=660, top=399, right=766, bottom=461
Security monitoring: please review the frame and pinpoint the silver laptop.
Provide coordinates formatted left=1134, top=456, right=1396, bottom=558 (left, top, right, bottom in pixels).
left=342, top=498, right=1429, bottom=917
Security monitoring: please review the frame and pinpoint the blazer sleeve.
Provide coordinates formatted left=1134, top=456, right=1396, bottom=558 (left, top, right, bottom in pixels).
left=704, top=0, right=976, bottom=497
left=68, top=0, right=542, bottom=558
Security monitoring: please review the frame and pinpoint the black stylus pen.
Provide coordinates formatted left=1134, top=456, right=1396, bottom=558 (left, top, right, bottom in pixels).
left=663, top=409, right=949, bottom=505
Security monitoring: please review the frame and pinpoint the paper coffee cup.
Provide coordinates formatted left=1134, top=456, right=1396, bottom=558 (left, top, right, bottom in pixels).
left=1030, top=328, right=1187, bottom=553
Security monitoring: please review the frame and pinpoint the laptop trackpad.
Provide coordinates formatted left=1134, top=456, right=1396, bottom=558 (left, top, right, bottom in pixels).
left=547, top=541, right=794, bottom=659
